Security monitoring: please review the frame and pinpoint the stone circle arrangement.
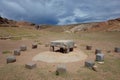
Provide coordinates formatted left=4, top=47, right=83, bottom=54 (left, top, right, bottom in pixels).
left=5, top=40, right=120, bottom=74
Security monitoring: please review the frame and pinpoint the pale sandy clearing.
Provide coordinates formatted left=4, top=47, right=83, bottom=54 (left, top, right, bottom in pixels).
left=32, top=49, right=87, bottom=63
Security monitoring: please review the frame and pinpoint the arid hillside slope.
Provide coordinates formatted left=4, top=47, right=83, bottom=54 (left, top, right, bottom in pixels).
left=0, top=16, right=35, bottom=28
left=0, top=16, right=120, bottom=32
left=62, top=18, right=120, bottom=32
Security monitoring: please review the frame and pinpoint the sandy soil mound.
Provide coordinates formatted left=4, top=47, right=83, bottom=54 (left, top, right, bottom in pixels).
left=32, top=50, right=87, bottom=63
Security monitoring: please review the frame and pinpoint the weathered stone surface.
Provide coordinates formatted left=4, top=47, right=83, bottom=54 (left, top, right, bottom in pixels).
left=86, top=45, right=92, bottom=50
left=14, top=49, right=21, bottom=56
left=56, top=64, right=66, bottom=75
left=114, top=47, right=120, bottom=53
left=25, top=62, right=36, bottom=69
left=96, top=53, right=104, bottom=61
left=6, top=56, right=16, bottom=63
left=50, top=40, right=74, bottom=53
left=32, top=43, right=37, bottom=49
left=95, top=49, right=101, bottom=54
left=85, top=61, right=95, bottom=68
left=20, top=45, right=27, bottom=51
left=51, top=40, right=74, bottom=48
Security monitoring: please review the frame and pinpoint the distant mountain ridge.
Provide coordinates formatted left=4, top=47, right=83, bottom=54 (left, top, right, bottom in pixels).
left=0, top=16, right=120, bottom=32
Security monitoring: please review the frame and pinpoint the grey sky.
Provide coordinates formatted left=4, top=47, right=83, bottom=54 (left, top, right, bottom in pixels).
left=0, top=0, right=120, bottom=25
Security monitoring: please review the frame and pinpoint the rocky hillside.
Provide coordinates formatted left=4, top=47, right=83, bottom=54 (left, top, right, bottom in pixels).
left=38, top=18, right=120, bottom=32
left=66, top=18, right=120, bottom=32
left=0, top=16, right=35, bottom=28
left=0, top=16, right=120, bottom=32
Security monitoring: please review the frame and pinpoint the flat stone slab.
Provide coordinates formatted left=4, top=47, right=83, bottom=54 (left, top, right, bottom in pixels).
left=50, top=40, right=74, bottom=48
left=25, top=62, right=36, bottom=69
left=32, top=50, right=87, bottom=63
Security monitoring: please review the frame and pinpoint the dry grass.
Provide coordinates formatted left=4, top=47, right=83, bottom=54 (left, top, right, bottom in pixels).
left=2, top=50, right=12, bottom=54
left=0, top=27, right=41, bottom=39
left=0, top=27, right=120, bottom=80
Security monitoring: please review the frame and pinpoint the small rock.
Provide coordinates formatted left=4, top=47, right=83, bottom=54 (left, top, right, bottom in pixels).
left=92, top=65, right=98, bottom=71
left=74, top=44, right=77, bottom=48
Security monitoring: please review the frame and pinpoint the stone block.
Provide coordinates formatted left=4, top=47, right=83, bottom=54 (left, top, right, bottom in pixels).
left=114, top=47, right=120, bottom=53
left=85, top=61, right=95, bottom=68
left=96, top=53, right=104, bottom=61
left=14, top=49, right=21, bottom=56
left=32, top=43, right=37, bottom=49
left=25, top=62, right=36, bottom=69
left=20, top=45, right=27, bottom=51
left=6, top=56, right=16, bottom=63
left=95, top=49, right=101, bottom=54
left=86, top=45, right=92, bottom=50
left=56, top=64, right=66, bottom=75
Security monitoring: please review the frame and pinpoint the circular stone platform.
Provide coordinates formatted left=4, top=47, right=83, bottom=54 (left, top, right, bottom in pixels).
left=32, top=50, right=87, bottom=63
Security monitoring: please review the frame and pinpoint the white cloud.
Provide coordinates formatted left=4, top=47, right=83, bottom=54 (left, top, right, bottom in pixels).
left=74, top=9, right=87, bottom=18
left=58, top=8, right=88, bottom=25
left=2, top=0, right=26, bottom=13
left=0, top=0, right=120, bottom=25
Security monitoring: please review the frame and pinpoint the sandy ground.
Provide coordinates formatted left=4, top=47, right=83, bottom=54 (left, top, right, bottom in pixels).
left=32, top=49, right=87, bottom=63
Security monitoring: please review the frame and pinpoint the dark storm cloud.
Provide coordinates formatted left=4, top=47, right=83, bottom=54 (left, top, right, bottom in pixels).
left=0, top=0, right=120, bottom=25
